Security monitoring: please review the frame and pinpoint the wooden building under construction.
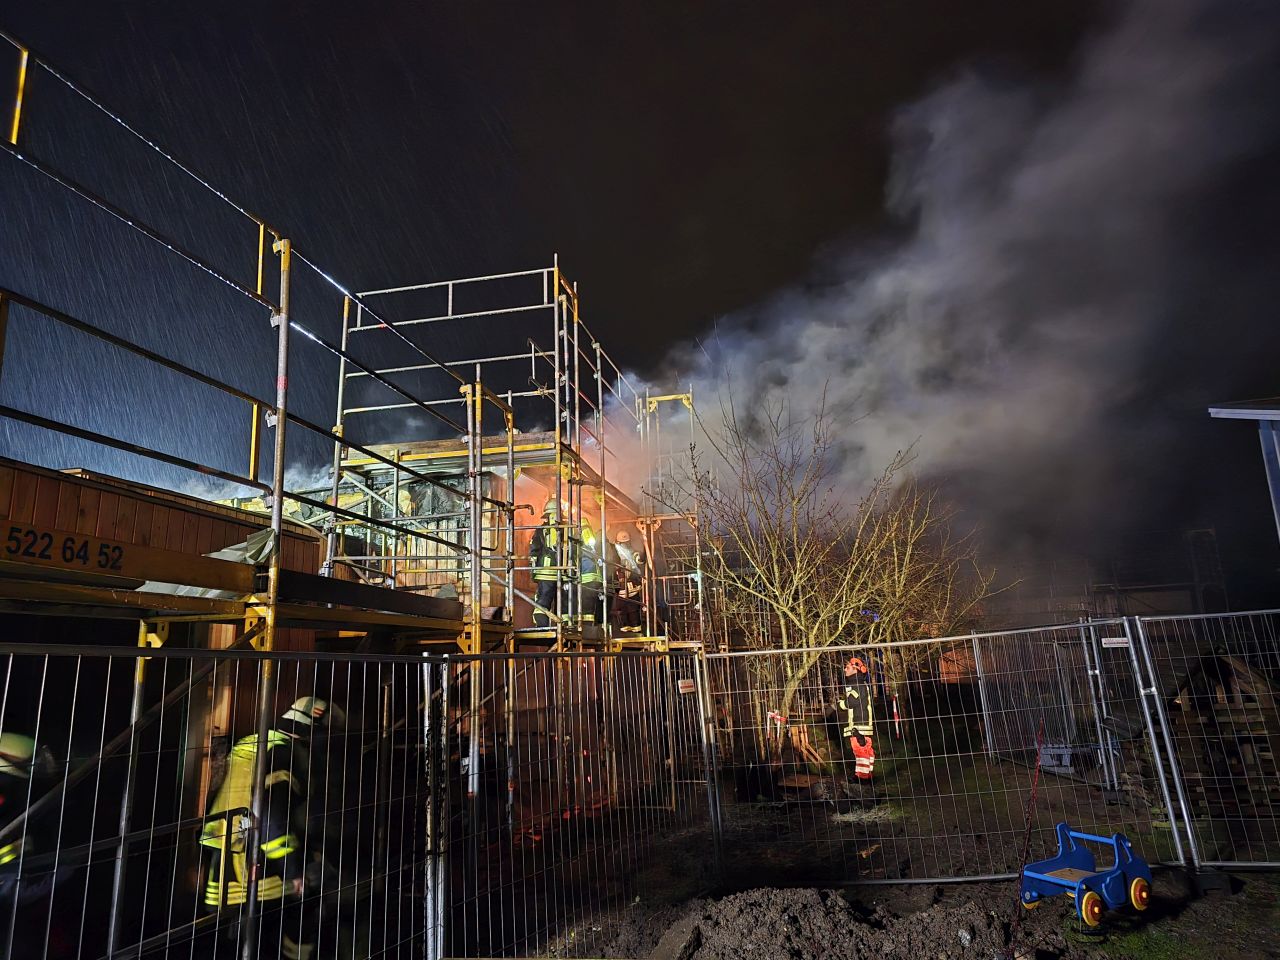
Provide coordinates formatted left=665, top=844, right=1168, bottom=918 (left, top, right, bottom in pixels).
left=0, top=27, right=718, bottom=957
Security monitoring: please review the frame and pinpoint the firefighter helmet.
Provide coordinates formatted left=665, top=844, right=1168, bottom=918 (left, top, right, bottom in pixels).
left=0, top=732, right=36, bottom=780
left=282, top=697, right=346, bottom=729
left=542, top=499, right=569, bottom=519
left=615, top=530, right=631, bottom=544
left=844, top=656, right=868, bottom=677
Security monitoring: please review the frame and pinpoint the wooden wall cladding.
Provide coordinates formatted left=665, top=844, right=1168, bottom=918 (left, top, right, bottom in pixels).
left=1, top=459, right=322, bottom=572
left=1, top=458, right=323, bottom=651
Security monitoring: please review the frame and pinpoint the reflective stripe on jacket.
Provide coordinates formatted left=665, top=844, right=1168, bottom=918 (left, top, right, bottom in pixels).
left=838, top=685, right=874, bottom=739
left=839, top=682, right=876, bottom=780
left=200, top=728, right=301, bottom=906
left=530, top=524, right=562, bottom=581
left=0, top=838, right=24, bottom=867
left=580, top=524, right=603, bottom=585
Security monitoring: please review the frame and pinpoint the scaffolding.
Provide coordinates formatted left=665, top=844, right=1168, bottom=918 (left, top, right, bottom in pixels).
left=317, top=262, right=671, bottom=653
left=0, top=27, right=702, bottom=658
left=0, top=25, right=708, bottom=959
left=637, top=392, right=707, bottom=645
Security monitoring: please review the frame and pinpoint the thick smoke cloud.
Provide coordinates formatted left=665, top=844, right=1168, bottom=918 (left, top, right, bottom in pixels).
left=671, top=0, right=1280, bottom=562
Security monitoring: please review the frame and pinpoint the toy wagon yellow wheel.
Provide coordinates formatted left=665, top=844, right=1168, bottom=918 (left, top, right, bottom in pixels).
left=1129, top=877, right=1151, bottom=911
left=1080, top=890, right=1105, bottom=927
left=1021, top=898, right=1040, bottom=910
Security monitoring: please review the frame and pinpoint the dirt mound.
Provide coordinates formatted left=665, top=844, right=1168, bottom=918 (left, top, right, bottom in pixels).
left=653, top=887, right=1011, bottom=960
left=571, top=873, right=1279, bottom=960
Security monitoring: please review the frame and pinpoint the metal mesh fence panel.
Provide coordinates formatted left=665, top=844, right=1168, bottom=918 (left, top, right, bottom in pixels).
left=704, top=626, right=1184, bottom=885
left=1135, top=610, right=1280, bottom=868
left=10, top=613, right=1280, bottom=956
left=0, top=643, right=715, bottom=959
left=0, top=643, right=433, bottom=960
left=445, top=650, right=714, bottom=958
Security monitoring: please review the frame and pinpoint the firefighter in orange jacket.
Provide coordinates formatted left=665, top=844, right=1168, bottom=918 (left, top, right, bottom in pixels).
left=838, top=656, right=875, bottom=782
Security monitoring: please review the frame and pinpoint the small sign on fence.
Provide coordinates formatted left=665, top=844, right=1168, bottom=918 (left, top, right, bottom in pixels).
left=677, top=678, right=697, bottom=694
left=1101, top=636, right=1130, bottom=648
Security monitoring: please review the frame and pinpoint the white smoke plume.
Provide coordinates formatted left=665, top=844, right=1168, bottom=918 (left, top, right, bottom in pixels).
left=668, top=0, right=1277, bottom=558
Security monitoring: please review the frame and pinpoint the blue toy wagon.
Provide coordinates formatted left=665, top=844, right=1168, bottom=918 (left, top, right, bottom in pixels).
left=1020, top=822, right=1152, bottom=927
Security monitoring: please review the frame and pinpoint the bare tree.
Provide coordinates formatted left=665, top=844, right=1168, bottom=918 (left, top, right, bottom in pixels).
left=687, top=394, right=994, bottom=731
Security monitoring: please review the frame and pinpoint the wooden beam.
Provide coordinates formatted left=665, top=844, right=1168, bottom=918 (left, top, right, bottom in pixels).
left=0, top=578, right=246, bottom=618
left=275, top=568, right=463, bottom=619
left=264, top=601, right=467, bottom=634
left=0, top=521, right=254, bottom=592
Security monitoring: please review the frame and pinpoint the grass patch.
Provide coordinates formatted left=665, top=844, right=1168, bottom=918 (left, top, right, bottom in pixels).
left=1101, top=929, right=1204, bottom=959
left=830, top=803, right=904, bottom=824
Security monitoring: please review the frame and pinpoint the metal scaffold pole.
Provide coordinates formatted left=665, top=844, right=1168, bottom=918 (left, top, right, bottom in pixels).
left=8, top=44, right=28, bottom=146
left=105, top=621, right=163, bottom=956
left=322, top=296, right=353, bottom=577
left=552, top=257, right=565, bottom=648
left=570, top=283, right=585, bottom=636
left=240, top=236, right=292, bottom=960
left=391, top=447, right=401, bottom=586
left=424, top=656, right=449, bottom=960
left=692, top=651, right=724, bottom=878
left=688, top=386, right=706, bottom=644
left=505, top=389, right=516, bottom=634
left=463, top=376, right=483, bottom=880
left=595, top=339, right=609, bottom=637
left=464, top=377, right=483, bottom=650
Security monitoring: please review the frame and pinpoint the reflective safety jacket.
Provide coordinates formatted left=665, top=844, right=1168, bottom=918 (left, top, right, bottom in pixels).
left=531, top=522, right=603, bottom=583
left=613, top=543, right=644, bottom=599
left=0, top=839, right=24, bottom=868
left=530, top=523, right=566, bottom=582
left=838, top=657, right=876, bottom=780
left=199, top=729, right=306, bottom=906
left=1, top=772, right=63, bottom=906
left=615, top=542, right=641, bottom=578
left=579, top=523, right=603, bottom=586
left=838, top=684, right=874, bottom=736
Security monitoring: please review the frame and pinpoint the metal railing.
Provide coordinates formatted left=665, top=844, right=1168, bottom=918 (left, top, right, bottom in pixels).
left=700, top=622, right=1188, bottom=885
left=697, top=611, right=1280, bottom=886
left=2, top=613, right=1279, bottom=957
left=1134, top=609, right=1280, bottom=869
left=0, top=642, right=436, bottom=960
left=2, top=26, right=704, bottom=650
left=443, top=650, right=714, bottom=957
left=1, top=20, right=497, bottom=638
left=0, top=641, right=716, bottom=959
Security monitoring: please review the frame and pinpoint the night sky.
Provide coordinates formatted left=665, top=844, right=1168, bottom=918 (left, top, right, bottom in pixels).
left=3, top=1, right=1280, bottom=602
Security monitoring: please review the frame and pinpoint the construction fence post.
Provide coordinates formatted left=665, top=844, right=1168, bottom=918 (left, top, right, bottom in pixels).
left=240, top=236, right=292, bottom=960
left=970, top=632, right=996, bottom=760
left=423, top=656, right=447, bottom=960
left=693, top=651, right=724, bottom=881
left=1128, top=616, right=1203, bottom=875
left=1078, top=619, right=1117, bottom=792
left=105, top=621, right=163, bottom=956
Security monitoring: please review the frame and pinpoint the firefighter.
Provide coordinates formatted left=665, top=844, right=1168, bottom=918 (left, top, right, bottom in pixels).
left=579, top=520, right=604, bottom=624
left=0, top=731, right=61, bottom=956
left=838, top=656, right=875, bottom=783
left=530, top=500, right=569, bottom=627
left=611, top=529, right=644, bottom=633
left=0, top=732, right=41, bottom=887
left=200, top=697, right=346, bottom=960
